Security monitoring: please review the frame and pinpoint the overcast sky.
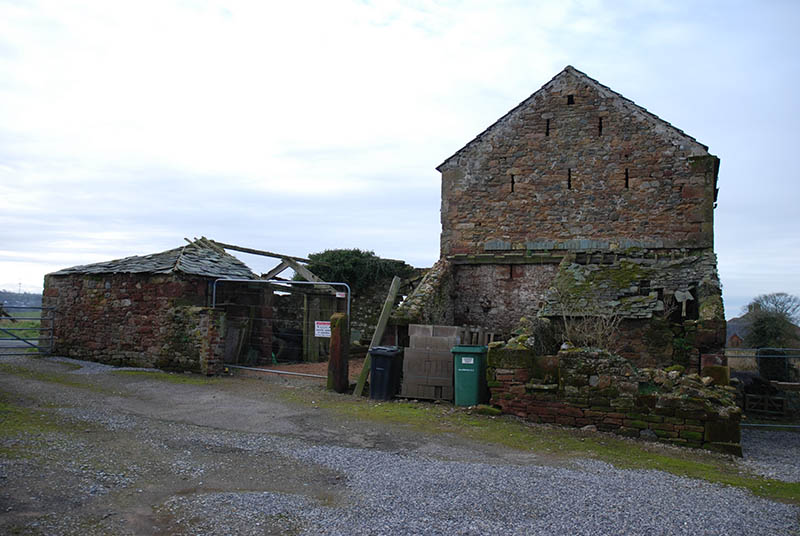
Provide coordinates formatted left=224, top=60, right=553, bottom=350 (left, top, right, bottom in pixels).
left=1, top=0, right=798, bottom=319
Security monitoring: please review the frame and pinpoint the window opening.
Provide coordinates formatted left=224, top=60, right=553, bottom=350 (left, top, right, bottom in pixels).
left=567, top=95, right=574, bottom=105
left=567, top=168, right=572, bottom=189
left=598, top=117, right=603, bottom=135
left=624, top=168, right=629, bottom=189
left=545, top=118, right=550, bottom=136
left=511, top=174, right=515, bottom=193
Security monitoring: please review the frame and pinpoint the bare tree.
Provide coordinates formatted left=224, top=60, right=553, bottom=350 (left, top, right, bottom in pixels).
left=744, top=292, right=800, bottom=348
left=745, top=292, right=800, bottom=323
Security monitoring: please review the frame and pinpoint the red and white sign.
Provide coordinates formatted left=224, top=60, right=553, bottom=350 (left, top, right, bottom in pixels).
left=314, top=321, right=331, bottom=338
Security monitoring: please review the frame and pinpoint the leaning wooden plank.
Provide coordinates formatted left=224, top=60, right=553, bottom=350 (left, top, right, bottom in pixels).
left=353, top=276, right=401, bottom=397
left=211, top=240, right=310, bottom=263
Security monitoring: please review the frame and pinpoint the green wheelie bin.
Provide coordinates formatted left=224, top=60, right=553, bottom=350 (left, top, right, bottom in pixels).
left=452, top=345, right=488, bottom=406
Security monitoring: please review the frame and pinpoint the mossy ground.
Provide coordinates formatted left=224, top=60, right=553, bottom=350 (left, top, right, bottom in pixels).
left=280, top=385, right=800, bottom=504
left=0, top=363, right=110, bottom=393
left=111, top=369, right=219, bottom=385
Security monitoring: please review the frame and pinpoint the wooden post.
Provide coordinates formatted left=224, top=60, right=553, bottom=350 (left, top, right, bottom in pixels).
left=352, top=276, right=401, bottom=397
left=327, top=312, right=349, bottom=393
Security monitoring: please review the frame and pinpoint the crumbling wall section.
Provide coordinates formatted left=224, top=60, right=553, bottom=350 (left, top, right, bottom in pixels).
left=392, top=259, right=455, bottom=327
left=488, top=347, right=741, bottom=455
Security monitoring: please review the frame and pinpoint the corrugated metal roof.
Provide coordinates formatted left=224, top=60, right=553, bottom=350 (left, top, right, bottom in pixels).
left=49, top=243, right=257, bottom=279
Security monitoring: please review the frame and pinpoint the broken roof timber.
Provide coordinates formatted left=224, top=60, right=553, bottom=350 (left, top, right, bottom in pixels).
left=209, top=240, right=310, bottom=263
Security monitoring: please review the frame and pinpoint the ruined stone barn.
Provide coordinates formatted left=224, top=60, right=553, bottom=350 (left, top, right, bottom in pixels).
left=397, top=66, right=724, bottom=368
left=42, top=241, right=273, bottom=374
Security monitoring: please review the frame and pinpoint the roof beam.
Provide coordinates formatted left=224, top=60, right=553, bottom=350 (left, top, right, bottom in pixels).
left=210, top=240, right=310, bottom=263
left=262, top=260, right=291, bottom=280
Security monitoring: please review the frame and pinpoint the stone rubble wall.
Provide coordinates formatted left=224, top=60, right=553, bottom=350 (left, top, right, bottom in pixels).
left=488, top=347, right=742, bottom=455
left=43, top=273, right=225, bottom=374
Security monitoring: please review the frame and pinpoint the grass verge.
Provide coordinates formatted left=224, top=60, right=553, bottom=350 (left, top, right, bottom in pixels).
left=281, top=386, right=800, bottom=504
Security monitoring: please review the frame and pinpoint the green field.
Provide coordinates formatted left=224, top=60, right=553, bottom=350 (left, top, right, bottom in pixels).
left=0, top=309, right=44, bottom=348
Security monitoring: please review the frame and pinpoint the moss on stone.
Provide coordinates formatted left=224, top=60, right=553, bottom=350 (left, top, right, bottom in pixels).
left=474, top=404, right=502, bottom=416
left=487, top=347, right=536, bottom=369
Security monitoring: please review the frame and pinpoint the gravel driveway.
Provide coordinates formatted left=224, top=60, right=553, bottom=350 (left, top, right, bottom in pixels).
left=1, top=354, right=798, bottom=535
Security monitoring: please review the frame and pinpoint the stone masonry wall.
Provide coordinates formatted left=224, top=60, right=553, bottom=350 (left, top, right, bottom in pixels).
left=439, top=68, right=718, bottom=257
left=452, top=263, right=558, bottom=335
left=488, top=347, right=741, bottom=455
left=43, top=273, right=224, bottom=374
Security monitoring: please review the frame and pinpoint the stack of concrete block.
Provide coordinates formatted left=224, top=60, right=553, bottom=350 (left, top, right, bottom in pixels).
left=400, top=324, right=460, bottom=400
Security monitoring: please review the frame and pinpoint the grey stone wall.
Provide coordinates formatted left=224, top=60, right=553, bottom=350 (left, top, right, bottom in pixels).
left=452, top=263, right=558, bottom=334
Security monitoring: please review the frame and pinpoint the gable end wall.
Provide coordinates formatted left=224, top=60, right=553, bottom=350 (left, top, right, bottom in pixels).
left=440, top=70, right=717, bottom=257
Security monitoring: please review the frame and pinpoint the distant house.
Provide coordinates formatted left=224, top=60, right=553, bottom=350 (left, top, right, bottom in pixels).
left=397, top=66, right=725, bottom=368
left=727, top=333, right=743, bottom=348
left=42, top=241, right=271, bottom=373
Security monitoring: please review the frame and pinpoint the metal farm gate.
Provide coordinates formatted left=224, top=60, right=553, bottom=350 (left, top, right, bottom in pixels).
left=0, top=306, right=54, bottom=356
left=727, top=348, right=800, bottom=424
left=212, top=279, right=350, bottom=366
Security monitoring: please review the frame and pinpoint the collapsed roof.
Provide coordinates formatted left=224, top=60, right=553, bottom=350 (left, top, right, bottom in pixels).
left=48, top=240, right=257, bottom=280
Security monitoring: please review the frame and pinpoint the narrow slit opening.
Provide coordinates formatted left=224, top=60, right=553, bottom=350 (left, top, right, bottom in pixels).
left=598, top=117, right=603, bottom=136
left=511, top=174, right=515, bottom=193
left=567, top=95, right=574, bottom=105
left=545, top=118, right=550, bottom=136
left=625, top=168, right=629, bottom=189
left=567, top=169, right=572, bottom=190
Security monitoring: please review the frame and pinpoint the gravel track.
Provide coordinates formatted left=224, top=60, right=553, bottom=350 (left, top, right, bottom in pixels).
left=1, top=355, right=798, bottom=535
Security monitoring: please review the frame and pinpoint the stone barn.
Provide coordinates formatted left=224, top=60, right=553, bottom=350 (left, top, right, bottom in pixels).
left=396, top=66, right=725, bottom=368
left=42, top=241, right=272, bottom=374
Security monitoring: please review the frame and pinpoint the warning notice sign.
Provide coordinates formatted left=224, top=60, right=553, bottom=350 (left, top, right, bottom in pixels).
left=314, top=321, right=331, bottom=338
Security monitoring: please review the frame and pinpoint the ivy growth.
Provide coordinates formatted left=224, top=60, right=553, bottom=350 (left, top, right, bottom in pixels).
left=300, top=249, right=415, bottom=294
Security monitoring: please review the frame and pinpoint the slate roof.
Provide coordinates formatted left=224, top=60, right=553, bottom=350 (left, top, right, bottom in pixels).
left=49, top=242, right=257, bottom=279
left=539, top=251, right=721, bottom=320
left=438, top=65, right=709, bottom=171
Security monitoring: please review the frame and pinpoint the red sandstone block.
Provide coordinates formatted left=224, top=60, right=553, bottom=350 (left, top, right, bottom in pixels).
left=558, top=406, right=584, bottom=418
left=509, top=385, right=526, bottom=395
left=606, top=412, right=626, bottom=420
left=584, top=410, right=605, bottom=418
left=603, top=418, right=623, bottom=426
left=496, top=374, right=514, bottom=382
left=649, top=422, right=674, bottom=432
left=681, top=186, right=704, bottom=199
left=514, top=369, right=531, bottom=382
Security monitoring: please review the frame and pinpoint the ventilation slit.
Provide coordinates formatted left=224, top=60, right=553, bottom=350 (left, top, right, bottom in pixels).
left=511, top=174, right=515, bottom=193
left=625, top=168, right=629, bottom=189
left=598, top=117, right=603, bottom=136
left=567, top=95, right=574, bottom=105
left=545, top=119, right=550, bottom=136
left=567, top=169, right=572, bottom=190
